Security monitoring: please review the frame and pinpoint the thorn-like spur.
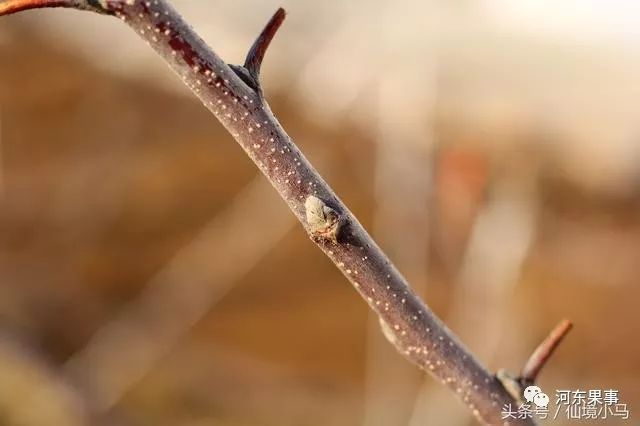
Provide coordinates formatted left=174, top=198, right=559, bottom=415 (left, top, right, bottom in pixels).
left=230, top=7, right=286, bottom=96
left=520, top=319, right=573, bottom=385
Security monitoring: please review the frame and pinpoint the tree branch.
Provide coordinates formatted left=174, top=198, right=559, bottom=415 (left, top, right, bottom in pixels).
left=0, top=1, right=543, bottom=424
left=520, top=319, right=572, bottom=385
left=0, top=0, right=107, bottom=15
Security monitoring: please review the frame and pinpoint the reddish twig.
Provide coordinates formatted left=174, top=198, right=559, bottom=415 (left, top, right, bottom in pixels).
left=0, top=0, right=106, bottom=15
left=0, top=1, right=546, bottom=424
left=520, top=319, right=573, bottom=385
left=245, top=8, right=285, bottom=83
left=229, top=8, right=285, bottom=96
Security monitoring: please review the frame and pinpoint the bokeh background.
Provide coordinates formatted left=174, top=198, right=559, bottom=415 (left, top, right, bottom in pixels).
left=0, top=1, right=639, bottom=425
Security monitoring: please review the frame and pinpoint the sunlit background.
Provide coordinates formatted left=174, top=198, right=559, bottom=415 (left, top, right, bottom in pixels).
left=0, top=1, right=638, bottom=425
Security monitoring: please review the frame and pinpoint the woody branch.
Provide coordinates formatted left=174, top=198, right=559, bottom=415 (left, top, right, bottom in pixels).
left=520, top=319, right=573, bottom=386
left=0, top=0, right=570, bottom=424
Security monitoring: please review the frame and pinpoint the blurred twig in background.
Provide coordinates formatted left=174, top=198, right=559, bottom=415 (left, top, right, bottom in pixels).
left=363, top=43, right=436, bottom=426
left=0, top=333, right=90, bottom=426
left=65, top=176, right=295, bottom=411
left=410, top=147, right=540, bottom=425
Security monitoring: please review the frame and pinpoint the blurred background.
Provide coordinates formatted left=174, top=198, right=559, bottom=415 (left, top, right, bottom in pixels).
left=0, top=0, right=639, bottom=425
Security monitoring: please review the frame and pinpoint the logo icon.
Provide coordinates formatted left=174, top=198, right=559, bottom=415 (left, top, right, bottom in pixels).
left=524, top=385, right=550, bottom=408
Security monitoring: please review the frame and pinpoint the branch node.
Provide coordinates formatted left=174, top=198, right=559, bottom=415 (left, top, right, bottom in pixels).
left=305, top=195, right=342, bottom=243
left=496, top=369, right=525, bottom=403
left=519, top=319, right=573, bottom=385
left=229, top=7, right=286, bottom=96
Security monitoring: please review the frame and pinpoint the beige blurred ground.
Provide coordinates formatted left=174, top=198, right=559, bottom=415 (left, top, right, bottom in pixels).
left=0, top=2, right=639, bottom=426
